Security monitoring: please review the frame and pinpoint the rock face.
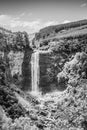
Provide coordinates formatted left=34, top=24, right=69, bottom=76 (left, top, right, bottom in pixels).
left=8, top=48, right=33, bottom=91
left=39, top=52, right=55, bottom=92
left=1, top=24, right=87, bottom=93
left=33, top=27, right=87, bottom=93
left=0, top=29, right=33, bottom=91
left=8, top=51, right=24, bottom=77
left=22, top=46, right=33, bottom=91
left=39, top=51, right=68, bottom=93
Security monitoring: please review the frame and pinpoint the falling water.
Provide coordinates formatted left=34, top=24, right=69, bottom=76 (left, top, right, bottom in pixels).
left=31, top=51, right=39, bottom=93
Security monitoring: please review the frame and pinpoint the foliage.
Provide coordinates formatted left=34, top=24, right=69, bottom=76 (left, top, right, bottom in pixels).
left=55, top=80, right=87, bottom=130
left=1, top=21, right=87, bottom=130
left=0, top=29, right=31, bottom=52
left=50, top=34, right=87, bottom=54
left=1, top=116, right=39, bottom=130
left=0, top=85, right=26, bottom=120
left=57, top=52, right=87, bottom=87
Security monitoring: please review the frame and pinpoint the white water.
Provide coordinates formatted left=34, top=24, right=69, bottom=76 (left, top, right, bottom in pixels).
left=31, top=51, right=39, bottom=93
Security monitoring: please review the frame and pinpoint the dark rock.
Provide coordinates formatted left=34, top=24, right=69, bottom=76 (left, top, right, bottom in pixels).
left=22, top=47, right=33, bottom=91
left=39, top=52, right=68, bottom=93
left=36, top=121, right=44, bottom=129
left=39, top=110, right=48, bottom=116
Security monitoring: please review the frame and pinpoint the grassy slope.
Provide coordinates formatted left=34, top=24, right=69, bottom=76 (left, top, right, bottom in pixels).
left=34, top=20, right=87, bottom=47
left=38, top=24, right=87, bottom=44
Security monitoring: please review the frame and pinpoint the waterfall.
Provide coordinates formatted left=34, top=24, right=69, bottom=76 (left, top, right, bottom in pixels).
left=31, top=51, right=39, bottom=93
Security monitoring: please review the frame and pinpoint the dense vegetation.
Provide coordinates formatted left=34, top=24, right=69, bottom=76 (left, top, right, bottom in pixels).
left=50, top=34, right=87, bottom=54
left=0, top=31, right=30, bottom=52
left=1, top=52, right=87, bottom=130
left=0, top=19, right=87, bottom=130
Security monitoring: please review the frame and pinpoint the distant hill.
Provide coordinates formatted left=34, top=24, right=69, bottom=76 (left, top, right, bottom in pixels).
left=0, top=27, right=12, bottom=35
left=35, top=19, right=87, bottom=41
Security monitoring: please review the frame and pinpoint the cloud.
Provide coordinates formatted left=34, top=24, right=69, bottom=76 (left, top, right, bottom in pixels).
left=20, top=12, right=25, bottom=17
left=80, top=3, right=87, bottom=7
left=0, top=14, right=41, bottom=32
left=0, top=15, right=12, bottom=26
left=10, top=19, right=40, bottom=28
left=19, top=12, right=32, bottom=18
left=10, top=19, right=41, bottom=33
left=28, top=13, right=33, bottom=16
left=63, top=20, right=71, bottom=24
left=0, top=15, right=59, bottom=33
left=44, top=21, right=59, bottom=27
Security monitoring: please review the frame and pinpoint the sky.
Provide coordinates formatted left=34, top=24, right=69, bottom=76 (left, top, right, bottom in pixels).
left=0, top=0, right=87, bottom=34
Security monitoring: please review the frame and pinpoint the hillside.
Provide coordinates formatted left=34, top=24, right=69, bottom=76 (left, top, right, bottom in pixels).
left=33, top=19, right=87, bottom=49
left=0, top=20, right=87, bottom=130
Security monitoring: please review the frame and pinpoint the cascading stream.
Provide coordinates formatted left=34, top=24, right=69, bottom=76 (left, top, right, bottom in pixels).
left=31, top=51, right=39, bottom=93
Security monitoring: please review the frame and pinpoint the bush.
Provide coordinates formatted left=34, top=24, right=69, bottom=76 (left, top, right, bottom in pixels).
left=57, top=52, right=87, bottom=88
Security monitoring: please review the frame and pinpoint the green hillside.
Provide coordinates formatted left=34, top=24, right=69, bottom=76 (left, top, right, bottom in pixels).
left=35, top=19, right=87, bottom=41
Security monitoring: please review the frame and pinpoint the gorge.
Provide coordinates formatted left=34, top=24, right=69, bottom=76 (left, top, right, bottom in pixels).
left=1, top=19, right=87, bottom=130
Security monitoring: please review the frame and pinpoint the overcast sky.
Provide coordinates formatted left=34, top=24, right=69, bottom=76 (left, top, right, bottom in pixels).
left=0, top=0, right=87, bottom=33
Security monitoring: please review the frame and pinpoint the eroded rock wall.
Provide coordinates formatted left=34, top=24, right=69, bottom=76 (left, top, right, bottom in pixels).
left=22, top=47, right=33, bottom=91
left=0, top=30, right=33, bottom=91
left=39, top=51, right=68, bottom=93
left=8, top=51, right=24, bottom=76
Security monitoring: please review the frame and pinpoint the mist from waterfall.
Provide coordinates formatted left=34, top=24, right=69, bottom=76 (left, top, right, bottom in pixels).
left=31, top=51, right=39, bottom=93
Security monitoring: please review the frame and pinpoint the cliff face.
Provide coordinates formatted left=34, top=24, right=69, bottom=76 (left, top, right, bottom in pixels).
left=8, top=51, right=24, bottom=77
left=22, top=46, right=33, bottom=91
left=1, top=21, right=87, bottom=130
left=39, top=51, right=68, bottom=93
left=1, top=20, right=87, bottom=93
left=33, top=20, right=87, bottom=93
left=0, top=29, right=33, bottom=91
